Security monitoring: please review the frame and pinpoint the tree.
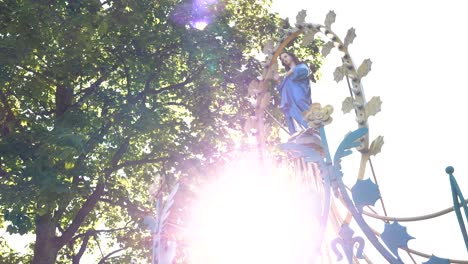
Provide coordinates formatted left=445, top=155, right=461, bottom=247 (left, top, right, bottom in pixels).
left=0, top=0, right=281, bottom=262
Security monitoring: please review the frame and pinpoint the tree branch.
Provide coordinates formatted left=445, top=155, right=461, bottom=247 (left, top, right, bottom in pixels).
left=73, top=65, right=118, bottom=108
left=97, top=247, right=129, bottom=264
left=57, top=127, right=134, bottom=245
left=55, top=129, right=134, bottom=246
left=0, top=90, right=18, bottom=124
left=150, top=76, right=194, bottom=96
left=0, top=166, right=12, bottom=182
left=16, top=65, right=57, bottom=86
left=53, top=119, right=114, bottom=223
left=111, top=156, right=169, bottom=172
left=70, top=224, right=132, bottom=243
left=0, top=72, right=21, bottom=136
left=132, top=66, right=203, bottom=103
left=163, top=101, right=189, bottom=108
left=56, top=182, right=105, bottom=247
left=72, top=233, right=90, bottom=264
left=99, top=197, right=150, bottom=218
left=10, top=88, right=52, bottom=116
left=123, top=62, right=132, bottom=98
left=110, top=137, right=130, bottom=168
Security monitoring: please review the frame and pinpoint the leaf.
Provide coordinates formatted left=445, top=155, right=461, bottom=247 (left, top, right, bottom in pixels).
left=357, top=59, right=372, bottom=78
left=64, top=162, right=75, bottom=170
left=97, top=20, right=108, bottom=35
left=302, top=30, right=316, bottom=46
left=4, top=211, right=33, bottom=235
left=57, top=132, right=85, bottom=152
left=365, top=96, right=382, bottom=117
left=369, top=136, right=384, bottom=156
left=325, top=10, right=336, bottom=29
left=344, top=27, right=356, bottom=48
left=321, top=41, right=334, bottom=57
left=381, top=221, right=414, bottom=257
left=351, top=178, right=380, bottom=211
left=296, top=9, right=307, bottom=25
left=333, top=65, right=346, bottom=83
left=341, top=97, right=354, bottom=114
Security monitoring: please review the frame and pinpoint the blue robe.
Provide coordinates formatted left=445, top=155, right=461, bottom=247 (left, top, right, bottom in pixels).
left=278, top=63, right=312, bottom=134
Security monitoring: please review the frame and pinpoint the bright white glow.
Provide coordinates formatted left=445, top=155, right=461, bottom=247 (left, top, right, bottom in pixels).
left=186, top=155, right=322, bottom=264
left=192, top=20, right=208, bottom=30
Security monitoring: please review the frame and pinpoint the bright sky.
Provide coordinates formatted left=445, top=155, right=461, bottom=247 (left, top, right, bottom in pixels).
left=272, top=0, right=468, bottom=262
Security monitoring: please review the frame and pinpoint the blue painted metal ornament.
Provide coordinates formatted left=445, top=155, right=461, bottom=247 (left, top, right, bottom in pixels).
left=380, top=221, right=415, bottom=258
left=446, top=166, right=468, bottom=251
left=351, top=178, right=381, bottom=212
left=331, top=224, right=365, bottom=263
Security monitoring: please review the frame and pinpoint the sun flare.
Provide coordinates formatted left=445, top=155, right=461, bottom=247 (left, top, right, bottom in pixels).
left=186, top=155, right=322, bottom=264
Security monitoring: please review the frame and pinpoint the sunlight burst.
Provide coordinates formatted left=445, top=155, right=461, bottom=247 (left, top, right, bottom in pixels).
left=186, top=155, right=322, bottom=264
left=192, top=20, right=208, bottom=30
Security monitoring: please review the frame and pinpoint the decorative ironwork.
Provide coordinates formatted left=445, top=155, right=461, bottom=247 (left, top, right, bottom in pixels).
left=331, top=224, right=365, bottom=263
left=351, top=178, right=381, bottom=212
left=423, top=255, right=450, bottom=264
left=380, top=221, right=415, bottom=258
left=446, top=166, right=468, bottom=251
left=148, top=183, right=180, bottom=264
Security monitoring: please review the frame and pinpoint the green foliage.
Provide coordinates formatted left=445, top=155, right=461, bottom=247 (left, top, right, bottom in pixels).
left=282, top=34, right=324, bottom=83
left=0, top=238, right=32, bottom=263
left=0, top=0, right=284, bottom=262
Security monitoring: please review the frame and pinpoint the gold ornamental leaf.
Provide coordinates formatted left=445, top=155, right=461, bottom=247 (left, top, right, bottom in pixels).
left=344, top=27, right=356, bottom=48
left=323, top=116, right=333, bottom=125
left=308, top=120, right=321, bottom=129
left=311, top=102, right=322, bottom=112
left=296, top=9, right=307, bottom=25
left=357, top=59, right=372, bottom=79
left=302, top=30, right=316, bottom=46
left=321, top=41, right=334, bottom=57
left=341, top=96, right=354, bottom=114
left=369, top=136, right=384, bottom=156
left=324, top=10, right=336, bottom=29
left=333, top=65, right=346, bottom=83
left=323, top=105, right=334, bottom=115
left=365, top=96, right=382, bottom=117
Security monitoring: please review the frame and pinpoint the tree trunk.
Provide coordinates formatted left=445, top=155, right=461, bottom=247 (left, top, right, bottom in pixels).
left=55, top=84, right=73, bottom=117
left=32, top=214, right=59, bottom=264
